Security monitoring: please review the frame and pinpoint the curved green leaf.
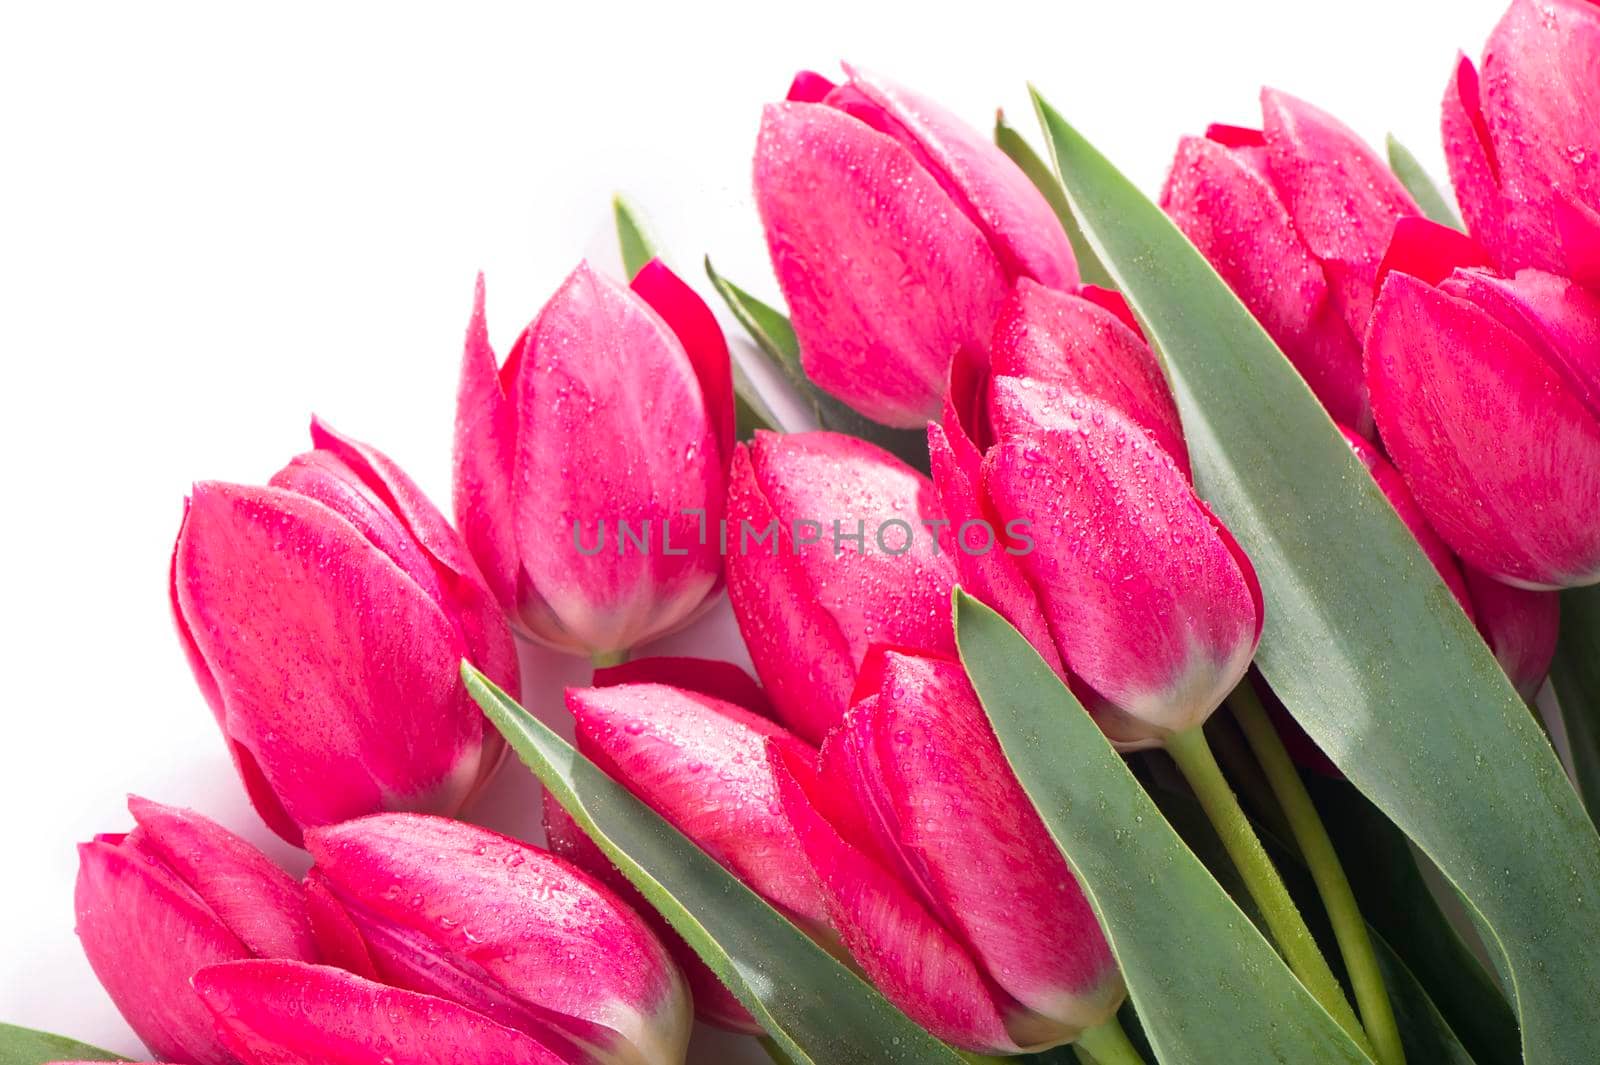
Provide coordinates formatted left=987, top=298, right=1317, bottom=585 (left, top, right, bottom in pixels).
left=955, top=593, right=1373, bottom=1065
left=0, top=1022, right=129, bottom=1064
left=993, top=111, right=1113, bottom=289
left=1552, top=585, right=1600, bottom=821
left=462, top=664, right=965, bottom=1065
left=613, top=194, right=658, bottom=280
left=1031, top=89, right=1600, bottom=1065
left=1383, top=136, right=1463, bottom=230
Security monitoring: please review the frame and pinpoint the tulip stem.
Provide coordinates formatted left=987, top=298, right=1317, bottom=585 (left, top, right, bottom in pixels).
left=1228, top=683, right=1408, bottom=1065
left=1163, top=727, right=1372, bottom=1056
left=1074, top=1015, right=1148, bottom=1065
left=591, top=648, right=630, bottom=669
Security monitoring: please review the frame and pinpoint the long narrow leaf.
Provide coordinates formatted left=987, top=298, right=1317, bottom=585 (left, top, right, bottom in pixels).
left=955, top=593, right=1373, bottom=1065
left=462, top=664, right=965, bottom=1065
left=0, top=1023, right=129, bottom=1064
left=613, top=194, right=658, bottom=280
left=1552, top=585, right=1600, bottom=820
left=1384, top=136, right=1463, bottom=230
left=1031, top=89, right=1600, bottom=1065
left=993, top=111, right=1113, bottom=288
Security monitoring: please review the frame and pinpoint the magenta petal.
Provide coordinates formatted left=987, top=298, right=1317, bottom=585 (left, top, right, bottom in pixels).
left=75, top=839, right=248, bottom=1065
left=768, top=747, right=1021, bottom=1054
left=593, top=656, right=772, bottom=718
left=629, top=259, right=736, bottom=470
left=1463, top=566, right=1561, bottom=701
left=1375, top=217, right=1494, bottom=291
left=1368, top=272, right=1600, bottom=588
left=991, top=279, right=1188, bottom=475
left=1442, top=55, right=1512, bottom=269
left=1260, top=88, right=1419, bottom=336
left=194, top=961, right=566, bottom=1065
left=754, top=102, right=1011, bottom=427
left=1161, top=134, right=1368, bottom=427
left=843, top=66, right=1078, bottom=290
left=1554, top=191, right=1600, bottom=292
left=568, top=682, right=829, bottom=927
left=304, top=872, right=378, bottom=979
left=986, top=390, right=1262, bottom=745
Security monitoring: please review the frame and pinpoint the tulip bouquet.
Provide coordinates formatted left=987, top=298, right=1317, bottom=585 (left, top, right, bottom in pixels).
left=8, top=1, right=1600, bottom=1064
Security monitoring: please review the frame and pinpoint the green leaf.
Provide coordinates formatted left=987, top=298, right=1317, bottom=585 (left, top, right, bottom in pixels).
left=613, top=194, right=658, bottom=280
left=462, top=663, right=965, bottom=1065
left=994, top=111, right=1114, bottom=289
left=1384, top=136, right=1463, bottom=230
left=1031, top=88, right=1600, bottom=1065
left=1552, top=585, right=1600, bottom=821
left=955, top=593, right=1373, bottom=1065
left=0, top=1022, right=129, bottom=1064
left=703, top=258, right=930, bottom=470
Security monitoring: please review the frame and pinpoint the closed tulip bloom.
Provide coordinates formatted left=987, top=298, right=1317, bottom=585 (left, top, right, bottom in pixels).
left=1367, top=220, right=1600, bottom=588
left=1442, top=0, right=1600, bottom=286
left=302, top=814, right=691, bottom=1065
left=1162, top=90, right=1421, bottom=429
left=454, top=260, right=731, bottom=660
left=194, top=960, right=568, bottom=1065
left=74, top=797, right=317, bottom=1065
left=725, top=431, right=959, bottom=744
left=931, top=284, right=1262, bottom=748
left=755, top=65, right=1078, bottom=427
left=171, top=420, right=517, bottom=845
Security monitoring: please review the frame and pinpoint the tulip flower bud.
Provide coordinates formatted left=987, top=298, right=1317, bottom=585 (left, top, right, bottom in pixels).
left=171, top=420, right=518, bottom=845
left=453, top=261, right=730, bottom=660
left=755, top=65, right=1078, bottom=427
left=1368, top=220, right=1600, bottom=588
left=302, top=814, right=692, bottom=1065
left=1462, top=567, right=1561, bottom=702
left=1442, top=0, right=1600, bottom=287
left=932, top=283, right=1263, bottom=748
left=73, top=797, right=317, bottom=1065
left=725, top=431, right=959, bottom=744
left=1162, top=90, right=1421, bottom=430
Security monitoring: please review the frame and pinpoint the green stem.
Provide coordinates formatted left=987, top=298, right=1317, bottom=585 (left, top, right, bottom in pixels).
left=1074, top=1015, right=1148, bottom=1065
left=757, top=1035, right=798, bottom=1065
left=1164, top=727, right=1372, bottom=1055
left=591, top=648, right=630, bottom=669
left=1229, top=684, right=1408, bottom=1065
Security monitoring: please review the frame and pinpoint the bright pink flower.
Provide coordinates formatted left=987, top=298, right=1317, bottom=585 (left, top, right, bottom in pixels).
left=454, top=260, right=730, bottom=658
left=755, top=66, right=1078, bottom=427
left=725, top=431, right=959, bottom=744
left=1367, top=221, right=1600, bottom=589
left=193, top=961, right=568, bottom=1065
left=171, top=420, right=517, bottom=846
left=1162, top=90, right=1421, bottom=430
left=302, top=814, right=691, bottom=1065
left=1464, top=567, right=1561, bottom=702
left=932, top=292, right=1262, bottom=748
left=1442, top=0, right=1600, bottom=286
left=73, top=797, right=317, bottom=1065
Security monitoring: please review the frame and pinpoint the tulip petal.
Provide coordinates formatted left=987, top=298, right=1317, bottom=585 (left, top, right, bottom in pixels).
left=303, top=872, right=377, bottom=979
left=1260, top=88, right=1419, bottom=335
left=1442, top=55, right=1513, bottom=269
left=306, top=814, right=690, bottom=1064
left=1368, top=272, right=1600, bottom=587
left=174, top=483, right=483, bottom=837
left=862, top=654, right=1122, bottom=1035
left=1375, top=216, right=1494, bottom=292
left=567, top=683, right=829, bottom=926
left=843, top=66, right=1079, bottom=290
left=768, top=748, right=1021, bottom=1053
left=985, top=388, right=1262, bottom=744
left=991, top=279, right=1188, bottom=475
left=754, top=102, right=1010, bottom=427
left=629, top=259, right=735, bottom=470
left=75, top=839, right=248, bottom=1065
left=194, top=960, right=567, bottom=1065
left=126, top=798, right=314, bottom=963
left=1554, top=191, right=1600, bottom=292
left=1162, top=135, right=1367, bottom=427
left=512, top=262, right=723, bottom=655
left=592, top=656, right=772, bottom=718
left=1463, top=567, right=1561, bottom=702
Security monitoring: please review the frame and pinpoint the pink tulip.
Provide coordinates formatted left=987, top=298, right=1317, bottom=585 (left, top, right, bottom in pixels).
left=171, top=420, right=517, bottom=845
left=755, top=65, right=1078, bottom=427
left=725, top=430, right=959, bottom=744
left=73, top=797, right=317, bottom=1065
left=302, top=814, right=692, bottom=1065
left=1442, top=0, right=1600, bottom=287
left=931, top=283, right=1263, bottom=748
left=1162, top=90, right=1421, bottom=430
left=193, top=960, right=568, bottom=1065
left=454, top=259, right=730, bottom=659
left=567, top=664, right=1122, bottom=1053
left=1367, top=219, right=1600, bottom=589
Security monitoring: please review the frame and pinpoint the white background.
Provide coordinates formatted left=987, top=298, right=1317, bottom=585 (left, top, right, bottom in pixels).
left=1, top=1, right=1506, bottom=1058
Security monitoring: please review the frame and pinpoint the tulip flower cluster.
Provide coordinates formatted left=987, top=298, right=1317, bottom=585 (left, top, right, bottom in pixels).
left=19, top=2, right=1600, bottom=1063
